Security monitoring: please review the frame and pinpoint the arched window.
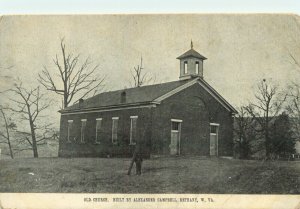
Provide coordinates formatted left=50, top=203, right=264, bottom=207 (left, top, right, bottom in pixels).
left=184, top=61, right=188, bottom=74
left=195, top=61, right=199, bottom=74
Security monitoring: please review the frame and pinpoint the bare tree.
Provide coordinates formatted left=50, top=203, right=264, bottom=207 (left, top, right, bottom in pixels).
left=287, top=49, right=300, bottom=148
left=244, top=79, right=286, bottom=158
left=286, top=82, right=300, bottom=139
left=0, top=107, right=16, bottom=159
left=38, top=39, right=105, bottom=108
left=233, top=107, right=259, bottom=159
left=8, top=83, right=52, bottom=158
left=130, top=57, right=155, bottom=87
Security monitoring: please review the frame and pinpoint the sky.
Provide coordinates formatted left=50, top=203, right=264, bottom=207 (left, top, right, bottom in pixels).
left=1, top=14, right=300, bottom=126
left=0, top=0, right=300, bottom=14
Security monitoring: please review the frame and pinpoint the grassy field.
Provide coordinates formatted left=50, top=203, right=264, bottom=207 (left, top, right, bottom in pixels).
left=0, top=156, right=299, bottom=193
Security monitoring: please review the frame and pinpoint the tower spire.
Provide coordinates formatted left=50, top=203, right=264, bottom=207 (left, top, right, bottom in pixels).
left=191, top=39, right=193, bottom=49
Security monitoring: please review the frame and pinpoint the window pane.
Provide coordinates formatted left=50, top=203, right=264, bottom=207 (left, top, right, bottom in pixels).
left=210, top=125, right=218, bottom=134
left=172, top=122, right=179, bottom=131
left=96, top=119, right=102, bottom=143
left=184, top=62, right=188, bottom=74
left=81, top=120, right=86, bottom=142
left=112, top=119, right=118, bottom=144
left=130, top=117, right=137, bottom=144
left=67, top=120, right=73, bottom=142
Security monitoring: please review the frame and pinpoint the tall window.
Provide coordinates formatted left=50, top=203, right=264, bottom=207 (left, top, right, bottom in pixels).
left=130, top=116, right=138, bottom=145
left=95, top=118, right=102, bottom=144
left=67, top=120, right=73, bottom=143
left=184, top=61, right=188, bottom=74
left=210, top=123, right=219, bottom=135
left=195, top=61, right=199, bottom=74
left=171, top=121, right=180, bottom=131
left=81, top=119, right=87, bottom=143
left=112, top=117, right=119, bottom=144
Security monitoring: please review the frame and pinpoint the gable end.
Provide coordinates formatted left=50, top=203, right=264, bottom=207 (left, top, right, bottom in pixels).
left=197, top=79, right=237, bottom=114
left=153, top=78, right=199, bottom=103
left=153, top=78, right=237, bottom=114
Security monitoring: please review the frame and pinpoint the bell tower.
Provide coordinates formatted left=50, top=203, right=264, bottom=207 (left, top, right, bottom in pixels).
left=177, top=41, right=207, bottom=80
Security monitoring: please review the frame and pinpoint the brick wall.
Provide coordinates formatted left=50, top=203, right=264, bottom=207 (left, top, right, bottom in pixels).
left=58, top=107, right=153, bottom=158
left=151, top=83, right=234, bottom=156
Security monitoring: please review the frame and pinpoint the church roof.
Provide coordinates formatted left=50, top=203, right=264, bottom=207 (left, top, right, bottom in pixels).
left=60, top=78, right=237, bottom=114
left=176, top=48, right=207, bottom=60
left=61, top=79, right=191, bottom=112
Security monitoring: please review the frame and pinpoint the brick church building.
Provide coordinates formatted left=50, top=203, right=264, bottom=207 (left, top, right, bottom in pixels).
left=58, top=43, right=237, bottom=158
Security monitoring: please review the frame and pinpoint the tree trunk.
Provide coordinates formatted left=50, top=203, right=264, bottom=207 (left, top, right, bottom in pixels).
left=265, top=123, right=270, bottom=158
left=64, top=93, right=68, bottom=108
left=30, top=120, right=38, bottom=158
left=265, top=136, right=270, bottom=159
left=7, top=137, right=14, bottom=159
left=265, top=106, right=270, bottom=159
left=6, top=127, right=14, bottom=159
left=1, top=109, right=14, bottom=159
left=27, top=106, right=38, bottom=158
left=62, top=42, right=68, bottom=108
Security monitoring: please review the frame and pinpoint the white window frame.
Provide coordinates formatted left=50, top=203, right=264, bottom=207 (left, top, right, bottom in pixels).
left=95, top=118, right=102, bottom=144
left=130, top=116, right=138, bottom=145
left=81, top=119, right=87, bottom=143
left=112, top=117, right=119, bottom=144
left=184, top=61, right=188, bottom=74
left=195, top=61, right=199, bottom=74
left=67, top=120, right=73, bottom=143
left=171, top=119, right=183, bottom=123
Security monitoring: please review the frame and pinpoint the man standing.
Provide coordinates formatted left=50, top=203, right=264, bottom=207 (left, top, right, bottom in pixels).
left=128, top=142, right=144, bottom=175
left=134, top=153, right=143, bottom=175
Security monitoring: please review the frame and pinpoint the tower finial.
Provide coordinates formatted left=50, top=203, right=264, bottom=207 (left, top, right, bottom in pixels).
left=191, top=39, right=193, bottom=49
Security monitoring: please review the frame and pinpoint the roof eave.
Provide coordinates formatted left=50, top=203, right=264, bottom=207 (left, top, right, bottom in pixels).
left=176, top=55, right=207, bottom=60
left=59, top=101, right=157, bottom=114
